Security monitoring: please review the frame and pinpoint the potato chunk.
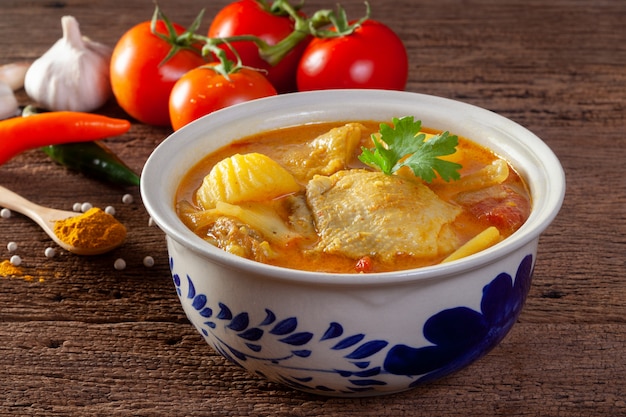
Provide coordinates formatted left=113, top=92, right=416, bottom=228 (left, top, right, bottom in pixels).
left=196, top=153, right=300, bottom=209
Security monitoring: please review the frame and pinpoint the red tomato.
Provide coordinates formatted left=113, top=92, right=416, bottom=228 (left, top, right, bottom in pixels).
left=168, top=65, right=278, bottom=131
left=208, top=0, right=310, bottom=93
left=110, top=20, right=206, bottom=126
left=296, top=20, right=409, bottom=91
left=465, top=186, right=531, bottom=235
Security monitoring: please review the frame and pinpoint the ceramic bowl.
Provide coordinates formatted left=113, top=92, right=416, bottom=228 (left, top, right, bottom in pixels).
left=141, top=90, right=565, bottom=397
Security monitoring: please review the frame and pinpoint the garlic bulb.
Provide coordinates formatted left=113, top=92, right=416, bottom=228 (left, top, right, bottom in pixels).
left=24, top=16, right=113, bottom=112
left=0, top=81, right=18, bottom=120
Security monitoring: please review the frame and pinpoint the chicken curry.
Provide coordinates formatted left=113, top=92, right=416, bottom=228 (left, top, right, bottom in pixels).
left=176, top=119, right=531, bottom=273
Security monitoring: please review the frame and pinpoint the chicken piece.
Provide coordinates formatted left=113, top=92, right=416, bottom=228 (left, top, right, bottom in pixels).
left=305, top=170, right=461, bottom=261
left=283, top=123, right=365, bottom=182
left=285, top=195, right=317, bottom=239
left=205, top=216, right=275, bottom=263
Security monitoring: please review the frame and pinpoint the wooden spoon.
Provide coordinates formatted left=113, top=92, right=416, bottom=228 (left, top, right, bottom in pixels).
left=0, top=185, right=125, bottom=255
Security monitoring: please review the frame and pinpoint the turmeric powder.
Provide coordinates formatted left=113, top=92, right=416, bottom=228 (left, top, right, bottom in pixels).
left=0, top=260, right=39, bottom=281
left=53, top=207, right=126, bottom=250
left=0, top=259, right=23, bottom=277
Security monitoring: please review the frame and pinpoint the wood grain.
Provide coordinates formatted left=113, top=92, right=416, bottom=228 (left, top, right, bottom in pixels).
left=1, top=0, right=625, bottom=416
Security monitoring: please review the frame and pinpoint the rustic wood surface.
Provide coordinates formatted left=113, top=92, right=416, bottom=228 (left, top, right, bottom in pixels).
left=1, top=0, right=625, bottom=416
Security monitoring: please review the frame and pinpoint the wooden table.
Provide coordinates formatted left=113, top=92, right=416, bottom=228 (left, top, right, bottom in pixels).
left=1, top=0, right=624, bottom=415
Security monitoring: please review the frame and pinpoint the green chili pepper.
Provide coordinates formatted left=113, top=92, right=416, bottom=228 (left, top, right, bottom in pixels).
left=41, top=142, right=140, bottom=186
left=21, top=106, right=140, bottom=187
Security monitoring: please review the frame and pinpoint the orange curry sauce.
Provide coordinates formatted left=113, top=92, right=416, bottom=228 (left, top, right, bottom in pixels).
left=176, top=121, right=531, bottom=273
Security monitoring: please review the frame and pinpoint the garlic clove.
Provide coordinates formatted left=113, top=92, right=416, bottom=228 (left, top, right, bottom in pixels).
left=0, top=81, right=19, bottom=120
left=24, top=15, right=113, bottom=112
left=0, top=62, right=31, bottom=91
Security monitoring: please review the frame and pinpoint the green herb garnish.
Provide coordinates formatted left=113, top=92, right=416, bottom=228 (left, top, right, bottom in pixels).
left=358, top=116, right=462, bottom=183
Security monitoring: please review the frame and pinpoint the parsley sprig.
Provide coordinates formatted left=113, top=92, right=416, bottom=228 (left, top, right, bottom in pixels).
left=358, top=116, right=462, bottom=183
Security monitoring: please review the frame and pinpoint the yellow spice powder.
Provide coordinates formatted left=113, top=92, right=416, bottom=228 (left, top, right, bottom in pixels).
left=0, top=259, right=38, bottom=281
left=53, top=207, right=127, bottom=249
left=0, top=259, right=23, bottom=276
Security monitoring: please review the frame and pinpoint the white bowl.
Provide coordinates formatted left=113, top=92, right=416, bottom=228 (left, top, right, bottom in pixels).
left=141, top=90, right=565, bottom=396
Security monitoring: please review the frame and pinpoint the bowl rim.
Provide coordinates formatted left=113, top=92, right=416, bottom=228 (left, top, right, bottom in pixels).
left=141, top=89, right=565, bottom=286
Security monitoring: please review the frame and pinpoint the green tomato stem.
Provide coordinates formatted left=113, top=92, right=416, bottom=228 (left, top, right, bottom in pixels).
left=176, top=1, right=371, bottom=74
left=199, top=4, right=333, bottom=68
left=254, top=7, right=338, bottom=66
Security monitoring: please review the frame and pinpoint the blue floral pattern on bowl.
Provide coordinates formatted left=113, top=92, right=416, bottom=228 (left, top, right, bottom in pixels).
left=171, top=254, right=533, bottom=395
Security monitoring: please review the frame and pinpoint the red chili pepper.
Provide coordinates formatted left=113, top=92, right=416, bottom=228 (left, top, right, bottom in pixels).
left=0, top=111, right=131, bottom=165
left=355, top=256, right=374, bottom=273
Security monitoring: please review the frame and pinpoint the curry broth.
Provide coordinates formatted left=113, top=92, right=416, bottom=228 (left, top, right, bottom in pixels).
left=176, top=121, right=530, bottom=273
